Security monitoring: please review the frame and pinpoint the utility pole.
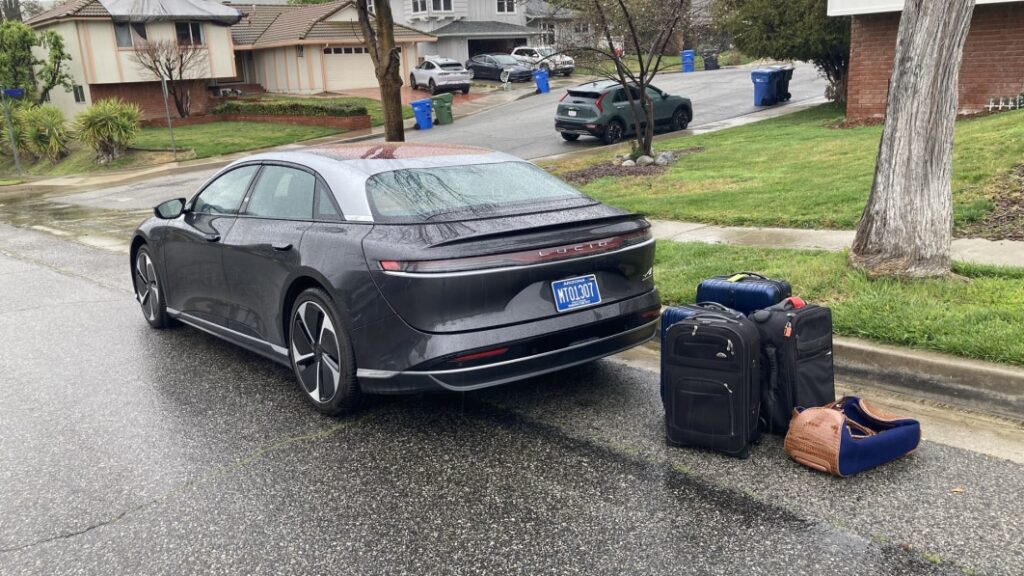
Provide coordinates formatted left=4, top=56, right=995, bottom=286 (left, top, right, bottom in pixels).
left=159, top=75, right=177, bottom=159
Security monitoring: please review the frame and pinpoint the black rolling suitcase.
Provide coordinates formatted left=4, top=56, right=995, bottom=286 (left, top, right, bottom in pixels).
left=750, top=298, right=836, bottom=435
left=662, top=310, right=761, bottom=458
left=661, top=302, right=744, bottom=338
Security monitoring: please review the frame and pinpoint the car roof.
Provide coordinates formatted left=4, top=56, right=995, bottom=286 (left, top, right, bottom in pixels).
left=569, top=79, right=625, bottom=92
left=221, top=143, right=524, bottom=222
left=424, top=56, right=461, bottom=65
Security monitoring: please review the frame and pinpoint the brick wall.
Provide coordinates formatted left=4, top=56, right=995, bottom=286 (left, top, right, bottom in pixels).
left=140, top=113, right=372, bottom=131
left=88, top=80, right=212, bottom=121
left=847, top=3, right=1024, bottom=120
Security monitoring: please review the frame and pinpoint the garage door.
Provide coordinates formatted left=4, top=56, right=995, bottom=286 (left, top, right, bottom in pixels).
left=323, top=47, right=378, bottom=91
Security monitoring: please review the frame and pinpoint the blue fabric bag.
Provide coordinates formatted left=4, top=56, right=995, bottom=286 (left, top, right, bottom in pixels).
left=784, top=396, right=921, bottom=477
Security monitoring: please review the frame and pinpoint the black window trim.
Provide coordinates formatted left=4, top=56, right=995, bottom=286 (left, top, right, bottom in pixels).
left=234, top=161, right=346, bottom=223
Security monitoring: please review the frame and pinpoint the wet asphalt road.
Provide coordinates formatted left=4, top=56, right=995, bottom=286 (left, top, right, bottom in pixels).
left=1, top=222, right=1023, bottom=576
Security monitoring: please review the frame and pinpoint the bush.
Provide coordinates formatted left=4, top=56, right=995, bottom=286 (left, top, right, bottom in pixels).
left=0, top=102, right=29, bottom=157
left=213, top=99, right=368, bottom=118
left=75, top=98, right=140, bottom=163
left=19, top=104, right=70, bottom=161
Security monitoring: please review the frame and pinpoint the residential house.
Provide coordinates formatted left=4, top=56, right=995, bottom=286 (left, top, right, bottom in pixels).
left=523, top=0, right=594, bottom=49
left=227, top=0, right=434, bottom=94
left=830, top=0, right=1024, bottom=119
left=25, top=0, right=241, bottom=120
left=383, top=0, right=541, bottom=62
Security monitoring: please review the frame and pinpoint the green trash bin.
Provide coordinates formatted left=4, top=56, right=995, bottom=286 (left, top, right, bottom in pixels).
left=431, top=92, right=454, bottom=125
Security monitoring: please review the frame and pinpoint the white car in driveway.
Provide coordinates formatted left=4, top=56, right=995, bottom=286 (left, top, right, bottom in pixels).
left=511, top=46, right=575, bottom=76
left=410, top=56, right=472, bottom=95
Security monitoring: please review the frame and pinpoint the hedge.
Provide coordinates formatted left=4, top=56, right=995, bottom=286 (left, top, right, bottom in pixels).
left=212, top=99, right=368, bottom=118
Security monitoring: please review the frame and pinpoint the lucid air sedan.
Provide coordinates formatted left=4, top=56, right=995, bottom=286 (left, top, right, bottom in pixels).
left=131, top=143, right=660, bottom=415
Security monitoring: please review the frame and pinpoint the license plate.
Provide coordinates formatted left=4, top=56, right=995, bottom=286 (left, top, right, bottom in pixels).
left=551, top=275, right=602, bottom=313
left=567, top=110, right=577, bottom=117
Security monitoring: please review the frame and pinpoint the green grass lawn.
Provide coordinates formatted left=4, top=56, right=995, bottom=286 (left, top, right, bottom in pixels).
left=655, top=241, right=1024, bottom=365
left=558, top=104, right=1024, bottom=231
left=259, top=95, right=414, bottom=127
left=134, top=121, right=342, bottom=158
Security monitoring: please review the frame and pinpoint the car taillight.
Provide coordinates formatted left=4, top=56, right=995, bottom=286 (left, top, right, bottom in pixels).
left=449, top=347, right=509, bottom=363
left=378, top=229, right=652, bottom=274
left=595, top=93, right=606, bottom=112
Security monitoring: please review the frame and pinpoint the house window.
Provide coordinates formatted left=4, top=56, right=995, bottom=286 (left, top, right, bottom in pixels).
left=432, top=0, right=452, bottom=11
left=114, top=22, right=147, bottom=48
left=367, top=0, right=374, bottom=13
left=496, top=0, right=515, bottom=13
left=73, top=85, right=85, bottom=103
left=573, top=22, right=590, bottom=34
left=175, top=21, right=204, bottom=46
left=540, top=22, right=555, bottom=45
left=411, top=0, right=426, bottom=13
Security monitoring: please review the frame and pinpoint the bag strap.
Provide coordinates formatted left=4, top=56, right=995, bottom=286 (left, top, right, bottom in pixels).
left=696, top=301, right=735, bottom=312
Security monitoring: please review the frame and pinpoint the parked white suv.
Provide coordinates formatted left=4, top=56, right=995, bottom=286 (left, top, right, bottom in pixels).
left=511, top=46, right=575, bottom=77
left=410, top=56, right=472, bottom=94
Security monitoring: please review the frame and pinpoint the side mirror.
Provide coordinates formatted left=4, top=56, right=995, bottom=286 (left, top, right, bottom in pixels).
left=154, top=198, right=186, bottom=219
left=661, top=92, right=669, bottom=100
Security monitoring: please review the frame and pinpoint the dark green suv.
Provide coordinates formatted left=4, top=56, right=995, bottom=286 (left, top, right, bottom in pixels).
left=555, top=80, right=693, bottom=144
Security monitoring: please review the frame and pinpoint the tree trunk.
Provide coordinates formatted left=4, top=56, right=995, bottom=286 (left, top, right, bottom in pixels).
left=356, top=0, right=404, bottom=142
left=1, top=0, right=23, bottom=21
left=850, top=0, right=975, bottom=278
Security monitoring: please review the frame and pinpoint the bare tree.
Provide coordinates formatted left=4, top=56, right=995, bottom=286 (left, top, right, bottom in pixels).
left=1, top=0, right=22, bottom=21
left=553, top=0, right=690, bottom=157
left=354, top=0, right=404, bottom=142
left=129, top=38, right=208, bottom=118
left=851, top=0, right=975, bottom=278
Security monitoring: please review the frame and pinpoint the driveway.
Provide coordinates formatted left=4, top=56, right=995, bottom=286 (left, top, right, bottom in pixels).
left=0, top=223, right=1022, bottom=576
left=406, top=65, right=828, bottom=159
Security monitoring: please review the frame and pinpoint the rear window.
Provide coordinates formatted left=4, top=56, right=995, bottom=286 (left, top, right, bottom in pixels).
left=365, top=161, right=595, bottom=223
left=566, top=90, right=601, bottom=100
left=439, top=63, right=464, bottom=71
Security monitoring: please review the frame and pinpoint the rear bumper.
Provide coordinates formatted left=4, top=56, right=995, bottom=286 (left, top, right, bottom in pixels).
left=555, top=119, right=603, bottom=137
left=354, top=289, right=660, bottom=394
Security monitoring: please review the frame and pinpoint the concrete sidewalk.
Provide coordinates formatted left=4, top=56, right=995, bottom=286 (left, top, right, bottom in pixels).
left=651, top=219, right=1024, bottom=268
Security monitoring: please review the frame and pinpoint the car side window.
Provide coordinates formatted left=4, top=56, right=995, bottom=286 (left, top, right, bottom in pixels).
left=612, top=89, right=626, bottom=103
left=422, top=61, right=434, bottom=70
left=485, top=56, right=496, bottom=66
left=314, top=179, right=343, bottom=221
left=193, top=165, right=260, bottom=215
left=243, top=165, right=315, bottom=220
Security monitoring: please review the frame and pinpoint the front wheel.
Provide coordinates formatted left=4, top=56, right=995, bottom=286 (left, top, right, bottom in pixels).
left=409, top=74, right=417, bottom=90
left=429, top=79, right=438, bottom=95
left=602, top=120, right=624, bottom=145
left=562, top=70, right=572, bottom=77
left=560, top=132, right=580, bottom=141
left=671, top=106, right=691, bottom=131
left=461, top=87, right=470, bottom=95
left=289, top=288, right=360, bottom=416
left=134, top=246, right=172, bottom=329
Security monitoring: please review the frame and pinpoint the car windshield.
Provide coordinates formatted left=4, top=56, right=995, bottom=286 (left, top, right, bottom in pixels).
left=492, top=55, right=518, bottom=66
left=365, top=161, right=595, bottom=223
left=537, top=48, right=555, bottom=56
left=439, top=62, right=464, bottom=71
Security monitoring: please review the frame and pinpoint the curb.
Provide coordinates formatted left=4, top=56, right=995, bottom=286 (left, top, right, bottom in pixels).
left=642, top=335, right=1024, bottom=421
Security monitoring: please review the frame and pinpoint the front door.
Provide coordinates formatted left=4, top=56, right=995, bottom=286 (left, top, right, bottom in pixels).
left=221, top=164, right=326, bottom=346
left=162, top=164, right=260, bottom=325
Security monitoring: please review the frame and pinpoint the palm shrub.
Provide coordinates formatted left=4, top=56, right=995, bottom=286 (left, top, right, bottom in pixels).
left=75, top=98, right=140, bottom=163
left=0, top=102, right=28, bottom=157
left=20, top=104, right=70, bottom=161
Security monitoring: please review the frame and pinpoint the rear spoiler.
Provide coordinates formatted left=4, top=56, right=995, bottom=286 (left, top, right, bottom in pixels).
left=430, top=213, right=649, bottom=248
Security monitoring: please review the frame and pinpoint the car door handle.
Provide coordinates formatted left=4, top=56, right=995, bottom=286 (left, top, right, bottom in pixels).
left=203, top=233, right=221, bottom=242
left=272, top=242, right=292, bottom=252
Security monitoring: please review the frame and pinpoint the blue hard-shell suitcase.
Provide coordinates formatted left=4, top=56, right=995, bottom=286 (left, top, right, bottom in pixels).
left=696, top=272, right=792, bottom=314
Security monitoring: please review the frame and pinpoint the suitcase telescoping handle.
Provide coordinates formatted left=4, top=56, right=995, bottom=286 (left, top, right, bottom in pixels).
left=696, top=301, right=736, bottom=312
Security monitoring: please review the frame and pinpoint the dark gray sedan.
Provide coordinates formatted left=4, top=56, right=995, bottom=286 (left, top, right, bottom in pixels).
left=131, top=144, right=660, bottom=415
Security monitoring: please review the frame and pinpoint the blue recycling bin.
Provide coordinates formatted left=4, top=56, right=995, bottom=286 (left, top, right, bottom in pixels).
left=533, top=68, right=550, bottom=93
left=411, top=98, right=433, bottom=130
left=751, top=68, right=778, bottom=106
left=681, top=49, right=695, bottom=73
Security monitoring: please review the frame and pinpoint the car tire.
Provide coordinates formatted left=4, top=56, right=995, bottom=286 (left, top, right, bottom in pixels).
left=467, top=68, right=475, bottom=80
left=461, top=87, right=470, bottom=95
left=671, top=106, right=691, bottom=131
left=602, top=119, right=625, bottom=145
left=562, top=70, right=572, bottom=77
left=429, top=79, right=438, bottom=95
left=289, top=288, right=360, bottom=416
left=134, top=245, right=173, bottom=329
left=561, top=132, right=580, bottom=141
left=409, top=74, right=418, bottom=90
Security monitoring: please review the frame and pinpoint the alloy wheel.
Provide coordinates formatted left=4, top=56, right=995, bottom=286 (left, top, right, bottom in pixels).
left=135, top=251, right=160, bottom=322
left=291, top=301, right=342, bottom=404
